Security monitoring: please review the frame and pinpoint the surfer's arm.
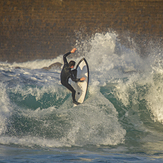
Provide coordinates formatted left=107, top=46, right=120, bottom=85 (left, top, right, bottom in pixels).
left=72, top=78, right=81, bottom=82
left=63, top=48, right=77, bottom=64
left=63, top=52, right=71, bottom=64
left=70, top=68, right=85, bottom=82
left=70, top=73, right=80, bottom=82
left=70, top=73, right=85, bottom=82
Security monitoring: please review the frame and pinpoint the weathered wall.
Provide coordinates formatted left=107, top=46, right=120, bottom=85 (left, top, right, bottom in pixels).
left=0, top=0, right=163, bottom=62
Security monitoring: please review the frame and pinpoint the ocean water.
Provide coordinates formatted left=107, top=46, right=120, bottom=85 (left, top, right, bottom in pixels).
left=0, top=32, right=163, bottom=162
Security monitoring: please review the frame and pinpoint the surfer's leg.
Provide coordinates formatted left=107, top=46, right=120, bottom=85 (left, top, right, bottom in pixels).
left=64, top=83, right=80, bottom=104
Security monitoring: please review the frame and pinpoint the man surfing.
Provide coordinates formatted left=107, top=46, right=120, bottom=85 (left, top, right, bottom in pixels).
left=61, top=48, right=85, bottom=105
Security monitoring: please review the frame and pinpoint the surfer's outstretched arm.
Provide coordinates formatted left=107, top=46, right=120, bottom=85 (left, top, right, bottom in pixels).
left=63, top=52, right=71, bottom=64
left=63, top=48, right=77, bottom=64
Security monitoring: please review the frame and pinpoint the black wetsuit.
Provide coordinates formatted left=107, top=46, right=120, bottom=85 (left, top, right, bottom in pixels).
left=61, top=52, right=80, bottom=103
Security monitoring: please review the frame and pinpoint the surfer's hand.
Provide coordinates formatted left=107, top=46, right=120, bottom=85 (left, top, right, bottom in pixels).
left=80, top=77, right=86, bottom=81
left=71, top=48, right=77, bottom=53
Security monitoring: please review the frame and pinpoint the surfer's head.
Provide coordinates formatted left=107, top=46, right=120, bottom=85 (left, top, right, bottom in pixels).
left=69, top=60, right=75, bottom=69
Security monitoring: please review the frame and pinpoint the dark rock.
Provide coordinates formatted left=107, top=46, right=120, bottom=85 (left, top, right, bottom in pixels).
left=42, top=62, right=62, bottom=70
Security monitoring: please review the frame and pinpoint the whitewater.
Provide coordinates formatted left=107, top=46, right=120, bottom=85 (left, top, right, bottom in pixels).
left=0, top=32, right=163, bottom=162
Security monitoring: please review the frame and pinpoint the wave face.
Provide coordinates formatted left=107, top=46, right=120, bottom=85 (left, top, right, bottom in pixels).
left=0, top=32, right=163, bottom=154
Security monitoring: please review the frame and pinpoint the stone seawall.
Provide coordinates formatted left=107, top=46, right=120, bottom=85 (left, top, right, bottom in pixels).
left=0, top=0, right=162, bottom=62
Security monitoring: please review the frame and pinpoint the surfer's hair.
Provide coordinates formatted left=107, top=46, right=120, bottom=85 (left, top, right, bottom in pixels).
left=69, top=60, right=75, bottom=67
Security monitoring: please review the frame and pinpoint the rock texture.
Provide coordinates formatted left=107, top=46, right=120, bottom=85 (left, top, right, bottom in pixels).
left=0, top=0, right=162, bottom=62
left=42, top=62, right=62, bottom=70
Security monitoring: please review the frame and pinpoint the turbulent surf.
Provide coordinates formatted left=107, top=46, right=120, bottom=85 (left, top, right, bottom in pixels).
left=0, top=32, right=163, bottom=161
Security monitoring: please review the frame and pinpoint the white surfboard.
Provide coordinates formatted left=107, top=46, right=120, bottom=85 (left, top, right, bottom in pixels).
left=72, top=58, right=89, bottom=106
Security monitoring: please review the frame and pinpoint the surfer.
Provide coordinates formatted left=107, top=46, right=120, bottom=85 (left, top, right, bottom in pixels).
left=61, top=48, right=85, bottom=105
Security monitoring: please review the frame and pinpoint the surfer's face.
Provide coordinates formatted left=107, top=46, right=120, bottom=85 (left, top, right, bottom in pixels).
left=69, top=60, right=75, bottom=69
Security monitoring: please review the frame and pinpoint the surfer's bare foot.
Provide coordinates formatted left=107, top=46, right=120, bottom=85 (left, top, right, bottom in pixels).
left=73, top=100, right=80, bottom=105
